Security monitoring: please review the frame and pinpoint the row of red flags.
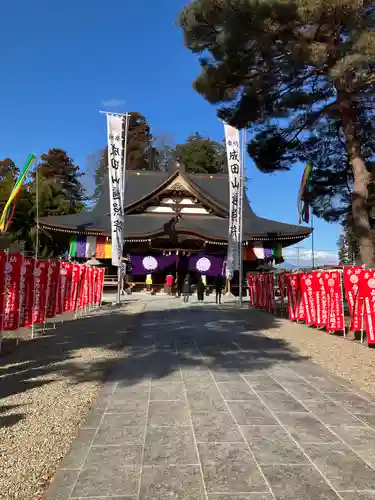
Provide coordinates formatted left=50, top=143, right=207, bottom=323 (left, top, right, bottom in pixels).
left=248, top=267, right=375, bottom=344
left=0, top=252, right=105, bottom=332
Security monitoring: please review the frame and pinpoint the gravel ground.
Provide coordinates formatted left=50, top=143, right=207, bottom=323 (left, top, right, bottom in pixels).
left=254, top=308, right=375, bottom=397
left=0, top=302, right=145, bottom=500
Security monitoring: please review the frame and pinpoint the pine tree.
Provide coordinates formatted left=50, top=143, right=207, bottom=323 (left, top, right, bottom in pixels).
left=179, top=0, right=375, bottom=264
left=174, top=133, right=226, bottom=173
left=36, top=148, right=85, bottom=214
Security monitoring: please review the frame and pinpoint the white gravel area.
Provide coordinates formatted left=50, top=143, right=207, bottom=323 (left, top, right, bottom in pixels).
left=0, top=302, right=144, bottom=500
left=255, top=308, right=375, bottom=397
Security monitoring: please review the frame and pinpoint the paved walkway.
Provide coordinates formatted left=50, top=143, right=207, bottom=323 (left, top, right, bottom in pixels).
left=44, top=300, right=375, bottom=500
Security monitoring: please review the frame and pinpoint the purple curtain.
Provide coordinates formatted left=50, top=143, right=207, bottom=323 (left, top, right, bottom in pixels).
left=77, top=235, right=87, bottom=258
left=131, top=254, right=177, bottom=275
left=264, top=248, right=273, bottom=261
left=187, top=252, right=224, bottom=276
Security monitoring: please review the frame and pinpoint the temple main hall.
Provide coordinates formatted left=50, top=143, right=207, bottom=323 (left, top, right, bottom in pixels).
left=39, top=163, right=311, bottom=292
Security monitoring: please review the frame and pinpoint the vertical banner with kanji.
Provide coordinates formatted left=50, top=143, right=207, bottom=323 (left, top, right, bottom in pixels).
left=224, top=123, right=241, bottom=279
left=300, top=273, right=316, bottom=326
left=359, top=270, right=375, bottom=344
left=32, top=260, right=50, bottom=325
left=285, top=274, right=299, bottom=321
left=4, top=253, right=23, bottom=331
left=107, top=114, right=125, bottom=267
left=70, top=264, right=81, bottom=312
left=96, top=268, right=105, bottom=305
left=19, top=257, right=35, bottom=328
left=248, top=275, right=255, bottom=306
left=278, top=273, right=286, bottom=314
left=0, top=251, right=7, bottom=331
left=343, top=266, right=363, bottom=332
left=314, top=271, right=328, bottom=329
left=46, top=260, right=61, bottom=319
left=323, top=271, right=345, bottom=333
left=57, top=262, right=73, bottom=314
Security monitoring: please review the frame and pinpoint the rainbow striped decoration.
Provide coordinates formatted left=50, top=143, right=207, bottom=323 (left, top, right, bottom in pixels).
left=243, top=243, right=283, bottom=263
left=69, top=235, right=112, bottom=259
left=298, top=163, right=312, bottom=224
left=0, top=153, right=37, bottom=232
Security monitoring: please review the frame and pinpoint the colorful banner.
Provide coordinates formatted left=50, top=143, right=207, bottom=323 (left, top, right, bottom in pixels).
left=19, top=257, right=35, bottom=328
left=285, top=273, right=299, bottom=321
left=224, top=122, right=241, bottom=279
left=107, top=113, right=125, bottom=267
left=4, top=253, right=23, bottom=331
left=46, top=260, right=61, bottom=319
left=32, top=260, right=49, bottom=325
left=314, top=271, right=328, bottom=329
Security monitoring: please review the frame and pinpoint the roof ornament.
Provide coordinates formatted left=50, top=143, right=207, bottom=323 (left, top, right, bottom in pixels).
left=171, top=155, right=186, bottom=173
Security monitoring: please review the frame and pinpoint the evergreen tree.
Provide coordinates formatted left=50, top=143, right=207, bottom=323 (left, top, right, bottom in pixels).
left=174, top=133, right=226, bottom=173
left=36, top=148, right=85, bottom=214
left=179, top=0, right=375, bottom=264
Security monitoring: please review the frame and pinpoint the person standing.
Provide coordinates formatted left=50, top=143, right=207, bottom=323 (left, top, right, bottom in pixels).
left=215, top=274, right=224, bottom=304
left=183, top=274, right=190, bottom=303
left=197, top=277, right=205, bottom=302
left=165, top=273, right=174, bottom=295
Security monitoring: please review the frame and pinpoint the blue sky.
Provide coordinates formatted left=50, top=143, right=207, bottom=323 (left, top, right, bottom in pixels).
left=1, top=0, right=338, bottom=264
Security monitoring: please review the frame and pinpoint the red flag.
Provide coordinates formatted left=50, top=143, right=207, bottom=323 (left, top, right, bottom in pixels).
left=4, top=253, right=23, bottom=331
left=358, top=270, right=375, bottom=344
left=19, top=257, right=35, bottom=328
left=0, top=251, right=7, bottom=331
left=323, top=271, right=345, bottom=333
left=343, top=266, right=363, bottom=332
left=46, top=260, right=61, bottom=319
left=96, top=268, right=105, bottom=305
left=300, top=273, right=316, bottom=326
left=70, top=264, right=81, bottom=312
left=32, top=260, right=50, bottom=325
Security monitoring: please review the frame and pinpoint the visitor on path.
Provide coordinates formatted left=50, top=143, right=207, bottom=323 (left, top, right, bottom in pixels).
left=215, top=274, right=224, bottom=304
left=197, top=277, right=205, bottom=301
left=165, top=273, right=174, bottom=295
left=146, top=274, right=152, bottom=292
left=183, top=274, right=190, bottom=303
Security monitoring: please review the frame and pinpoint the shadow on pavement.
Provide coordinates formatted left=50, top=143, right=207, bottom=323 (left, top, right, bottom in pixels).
left=0, top=303, right=308, bottom=428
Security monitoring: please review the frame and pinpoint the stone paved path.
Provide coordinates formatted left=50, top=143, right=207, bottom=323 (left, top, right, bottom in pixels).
left=44, top=300, right=375, bottom=500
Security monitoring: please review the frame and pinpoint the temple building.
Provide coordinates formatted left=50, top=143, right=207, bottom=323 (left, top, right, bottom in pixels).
left=39, top=164, right=311, bottom=291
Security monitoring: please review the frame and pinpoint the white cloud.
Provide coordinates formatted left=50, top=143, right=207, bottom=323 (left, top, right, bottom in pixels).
left=101, top=98, right=126, bottom=108
left=283, top=248, right=338, bottom=266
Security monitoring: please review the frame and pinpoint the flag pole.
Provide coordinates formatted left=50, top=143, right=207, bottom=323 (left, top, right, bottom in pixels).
left=32, top=158, right=39, bottom=339
left=311, top=212, right=315, bottom=270
left=238, top=128, right=246, bottom=306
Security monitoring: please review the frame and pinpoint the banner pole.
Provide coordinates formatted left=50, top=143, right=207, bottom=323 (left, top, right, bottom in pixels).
left=32, top=158, right=39, bottom=339
left=43, top=260, right=51, bottom=333
left=311, top=214, right=315, bottom=270
left=339, top=269, right=346, bottom=337
left=238, top=128, right=246, bottom=306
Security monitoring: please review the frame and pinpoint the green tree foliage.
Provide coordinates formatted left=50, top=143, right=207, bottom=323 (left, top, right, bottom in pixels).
left=174, top=132, right=227, bottom=173
left=35, top=148, right=85, bottom=214
left=179, top=0, right=375, bottom=264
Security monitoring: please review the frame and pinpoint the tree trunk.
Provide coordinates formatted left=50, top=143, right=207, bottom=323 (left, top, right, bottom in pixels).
left=339, top=92, right=374, bottom=266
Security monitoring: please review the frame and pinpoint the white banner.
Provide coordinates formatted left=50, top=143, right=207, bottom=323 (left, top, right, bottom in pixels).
left=107, top=114, right=125, bottom=267
left=224, top=123, right=241, bottom=279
